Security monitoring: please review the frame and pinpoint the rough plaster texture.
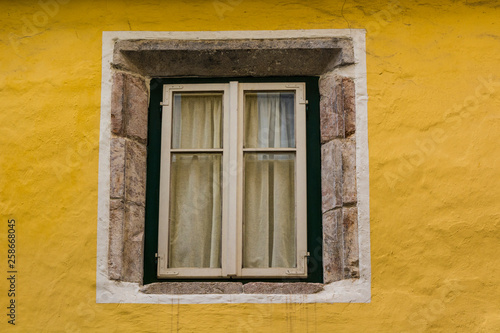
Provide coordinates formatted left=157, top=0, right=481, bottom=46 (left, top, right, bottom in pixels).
left=1, top=1, right=500, bottom=332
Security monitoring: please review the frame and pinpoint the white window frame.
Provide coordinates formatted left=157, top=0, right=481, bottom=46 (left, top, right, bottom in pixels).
left=157, top=81, right=308, bottom=279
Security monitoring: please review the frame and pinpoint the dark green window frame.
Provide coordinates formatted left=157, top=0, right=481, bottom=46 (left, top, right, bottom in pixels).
left=143, top=77, right=322, bottom=284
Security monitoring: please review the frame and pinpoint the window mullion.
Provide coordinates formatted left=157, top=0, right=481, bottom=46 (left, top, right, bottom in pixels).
left=223, top=81, right=239, bottom=277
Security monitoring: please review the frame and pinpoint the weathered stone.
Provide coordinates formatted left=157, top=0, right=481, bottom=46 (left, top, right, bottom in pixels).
left=113, top=38, right=355, bottom=77
left=321, top=139, right=343, bottom=212
left=141, top=282, right=243, bottom=294
left=323, top=209, right=343, bottom=283
left=336, top=39, right=355, bottom=68
left=318, top=74, right=335, bottom=97
left=122, top=239, right=144, bottom=283
left=319, top=75, right=357, bottom=142
left=342, top=207, right=359, bottom=279
left=108, top=199, right=124, bottom=280
left=243, top=282, right=323, bottom=294
left=123, top=74, right=148, bottom=143
left=110, top=137, right=125, bottom=199
left=121, top=202, right=145, bottom=283
left=111, top=73, right=124, bottom=135
left=124, top=140, right=147, bottom=205
left=341, top=138, right=357, bottom=204
left=110, top=72, right=148, bottom=142
left=124, top=203, right=145, bottom=242
left=342, top=77, right=356, bottom=137
left=319, top=75, right=344, bottom=142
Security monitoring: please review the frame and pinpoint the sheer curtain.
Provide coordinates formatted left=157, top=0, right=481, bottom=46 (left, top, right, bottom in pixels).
left=244, top=92, right=295, bottom=148
left=172, top=94, right=222, bottom=149
left=243, top=92, right=297, bottom=268
left=168, top=94, right=222, bottom=268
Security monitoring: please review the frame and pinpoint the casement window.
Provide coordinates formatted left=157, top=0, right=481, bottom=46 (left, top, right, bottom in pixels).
left=156, top=82, right=308, bottom=279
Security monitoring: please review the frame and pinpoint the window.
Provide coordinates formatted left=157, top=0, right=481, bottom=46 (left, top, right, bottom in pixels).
left=98, top=30, right=370, bottom=303
left=156, top=81, right=309, bottom=279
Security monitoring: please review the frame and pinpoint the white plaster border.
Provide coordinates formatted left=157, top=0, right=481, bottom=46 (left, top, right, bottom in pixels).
left=97, top=29, right=370, bottom=304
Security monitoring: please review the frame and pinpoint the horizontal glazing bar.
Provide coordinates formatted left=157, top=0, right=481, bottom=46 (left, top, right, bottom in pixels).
left=243, top=148, right=296, bottom=152
left=171, top=149, right=224, bottom=153
left=173, top=92, right=224, bottom=96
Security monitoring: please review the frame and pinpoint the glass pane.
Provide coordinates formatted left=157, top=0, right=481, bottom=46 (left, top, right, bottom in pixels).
left=243, top=153, right=296, bottom=268
left=244, top=92, right=295, bottom=148
left=172, top=92, right=223, bottom=149
left=169, top=153, right=222, bottom=268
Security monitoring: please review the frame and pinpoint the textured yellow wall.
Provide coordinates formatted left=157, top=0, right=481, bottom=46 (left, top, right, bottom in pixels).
left=1, top=0, right=499, bottom=331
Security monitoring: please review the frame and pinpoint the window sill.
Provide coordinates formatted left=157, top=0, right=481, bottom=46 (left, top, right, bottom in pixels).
left=140, top=282, right=324, bottom=295
left=97, top=279, right=369, bottom=303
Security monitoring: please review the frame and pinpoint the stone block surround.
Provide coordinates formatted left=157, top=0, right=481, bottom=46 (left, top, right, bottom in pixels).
left=97, top=30, right=370, bottom=303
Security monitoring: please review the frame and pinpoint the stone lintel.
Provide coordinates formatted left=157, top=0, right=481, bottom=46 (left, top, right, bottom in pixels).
left=116, top=37, right=351, bottom=52
left=113, top=38, right=354, bottom=77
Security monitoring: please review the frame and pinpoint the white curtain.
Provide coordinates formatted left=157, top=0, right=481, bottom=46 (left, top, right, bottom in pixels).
left=172, top=94, right=222, bottom=149
left=169, top=94, right=222, bottom=268
left=244, top=92, right=295, bottom=148
left=243, top=93, right=297, bottom=268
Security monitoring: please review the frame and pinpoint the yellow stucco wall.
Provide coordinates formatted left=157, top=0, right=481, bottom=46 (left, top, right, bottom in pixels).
left=1, top=0, right=499, bottom=331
